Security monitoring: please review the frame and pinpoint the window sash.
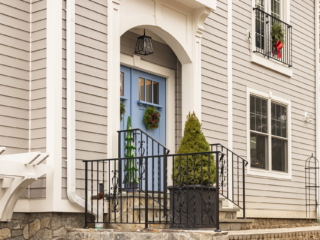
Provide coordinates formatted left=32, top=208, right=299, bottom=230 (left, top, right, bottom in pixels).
left=250, top=95, right=288, bottom=173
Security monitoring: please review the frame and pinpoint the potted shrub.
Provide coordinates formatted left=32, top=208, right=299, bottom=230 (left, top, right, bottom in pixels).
left=168, top=113, right=217, bottom=228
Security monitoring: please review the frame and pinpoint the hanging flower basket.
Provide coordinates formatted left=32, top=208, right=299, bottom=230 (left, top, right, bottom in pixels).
left=120, top=101, right=126, bottom=121
left=143, top=106, right=160, bottom=130
left=271, top=21, right=284, bottom=59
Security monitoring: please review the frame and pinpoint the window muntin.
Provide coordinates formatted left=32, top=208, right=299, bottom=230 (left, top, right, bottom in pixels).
left=138, top=78, right=160, bottom=105
left=250, top=95, right=288, bottom=173
left=139, top=78, right=145, bottom=101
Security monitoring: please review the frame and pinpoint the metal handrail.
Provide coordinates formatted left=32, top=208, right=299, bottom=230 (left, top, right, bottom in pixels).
left=211, top=143, right=247, bottom=219
left=117, top=128, right=170, bottom=155
left=83, top=151, right=222, bottom=230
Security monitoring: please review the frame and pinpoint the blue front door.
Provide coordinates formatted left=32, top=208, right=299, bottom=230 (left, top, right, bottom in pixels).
left=120, top=66, right=166, bottom=191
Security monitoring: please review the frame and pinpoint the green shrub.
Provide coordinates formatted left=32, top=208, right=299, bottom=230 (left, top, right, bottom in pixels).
left=172, top=112, right=216, bottom=185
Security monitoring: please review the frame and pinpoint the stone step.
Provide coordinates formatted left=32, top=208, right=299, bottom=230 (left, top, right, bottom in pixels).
left=219, top=207, right=240, bottom=220
left=220, top=219, right=254, bottom=231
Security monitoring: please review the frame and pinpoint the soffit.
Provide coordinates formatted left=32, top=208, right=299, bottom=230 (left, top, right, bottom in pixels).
left=172, top=0, right=216, bottom=10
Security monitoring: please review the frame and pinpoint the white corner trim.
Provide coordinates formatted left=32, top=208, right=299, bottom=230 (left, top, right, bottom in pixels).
left=46, top=0, right=63, bottom=210
left=227, top=0, right=233, bottom=208
left=246, top=87, right=292, bottom=180
left=315, top=0, right=320, bottom=220
left=251, top=54, right=293, bottom=77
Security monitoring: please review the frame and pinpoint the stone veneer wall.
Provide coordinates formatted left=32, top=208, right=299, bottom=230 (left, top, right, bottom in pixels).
left=251, top=218, right=320, bottom=230
left=0, top=212, right=86, bottom=240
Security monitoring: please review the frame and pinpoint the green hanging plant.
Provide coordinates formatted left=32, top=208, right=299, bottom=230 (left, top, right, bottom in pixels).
left=143, top=106, right=160, bottom=130
left=120, top=101, right=126, bottom=121
left=123, top=116, right=139, bottom=187
left=172, top=112, right=216, bottom=186
left=271, top=21, right=285, bottom=59
left=271, top=21, right=284, bottom=46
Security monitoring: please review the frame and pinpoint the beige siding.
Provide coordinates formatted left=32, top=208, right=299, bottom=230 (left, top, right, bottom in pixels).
left=62, top=0, right=108, bottom=198
left=29, top=0, right=47, bottom=199
left=0, top=1, right=30, bottom=154
left=231, top=0, right=316, bottom=216
left=202, top=0, right=228, bottom=146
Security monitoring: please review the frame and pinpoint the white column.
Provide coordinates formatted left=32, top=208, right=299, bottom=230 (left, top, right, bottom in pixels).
left=46, top=0, right=63, bottom=210
left=315, top=0, right=320, bottom=221
left=227, top=0, right=234, bottom=209
left=107, top=0, right=121, bottom=158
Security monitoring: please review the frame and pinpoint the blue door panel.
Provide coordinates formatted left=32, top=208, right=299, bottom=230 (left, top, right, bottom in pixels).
left=120, top=66, right=166, bottom=192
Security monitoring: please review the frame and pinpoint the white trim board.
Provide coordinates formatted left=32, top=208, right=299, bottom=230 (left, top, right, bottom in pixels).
left=246, top=87, right=292, bottom=180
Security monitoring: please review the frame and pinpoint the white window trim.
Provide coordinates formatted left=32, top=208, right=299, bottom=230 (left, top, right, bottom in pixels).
left=251, top=0, right=293, bottom=77
left=246, top=87, right=292, bottom=179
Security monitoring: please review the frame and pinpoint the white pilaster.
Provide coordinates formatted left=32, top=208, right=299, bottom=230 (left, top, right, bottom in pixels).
left=46, top=0, right=63, bottom=210
left=107, top=0, right=122, bottom=159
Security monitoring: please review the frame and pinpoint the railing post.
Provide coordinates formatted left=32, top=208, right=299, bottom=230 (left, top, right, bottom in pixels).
left=164, top=148, right=168, bottom=223
left=243, top=160, right=246, bottom=219
left=145, top=156, right=149, bottom=229
left=215, top=152, right=221, bottom=232
left=84, top=161, right=88, bottom=228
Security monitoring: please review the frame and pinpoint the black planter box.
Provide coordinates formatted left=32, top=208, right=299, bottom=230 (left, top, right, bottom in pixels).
left=168, top=185, right=218, bottom=229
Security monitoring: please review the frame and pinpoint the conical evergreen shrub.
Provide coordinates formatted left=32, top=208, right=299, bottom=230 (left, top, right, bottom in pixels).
left=173, top=112, right=216, bottom=185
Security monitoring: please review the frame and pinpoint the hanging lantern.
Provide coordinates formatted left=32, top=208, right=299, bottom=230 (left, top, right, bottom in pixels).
left=135, top=29, right=154, bottom=55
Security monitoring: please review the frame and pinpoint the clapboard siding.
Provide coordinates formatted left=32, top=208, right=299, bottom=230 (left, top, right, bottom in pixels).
left=29, top=0, right=47, bottom=199
left=231, top=0, right=316, bottom=216
left=62, top=0, right=108, bottom=199
left=202, top=0, right=228, bottom=146
left=0, top=1, right=29, bottom=154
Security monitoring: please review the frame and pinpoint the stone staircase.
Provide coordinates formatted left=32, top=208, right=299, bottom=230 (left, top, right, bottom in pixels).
left=218, top=198, right=254, bottom=231
left=105, top=192, right=253, bottom=231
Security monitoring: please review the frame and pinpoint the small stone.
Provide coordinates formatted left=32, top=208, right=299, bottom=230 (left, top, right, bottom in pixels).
left=23, top=224, right=29, bottom=239
left=29, top=219, right=40, bottom=237
left=35, top=229, right=52, bottom=239
left=53, top=227, right=67, bottom=237
left=51, top=217, right=63, bottom=230
left=41, top=217, right=51, bottom=228
left=11, top=229, right=22, bottom=237
left=0, top=228, right=11, bottom=240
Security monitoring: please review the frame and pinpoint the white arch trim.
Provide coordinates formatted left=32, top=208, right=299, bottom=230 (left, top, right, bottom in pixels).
left=107, top=0, right=214, bottom=158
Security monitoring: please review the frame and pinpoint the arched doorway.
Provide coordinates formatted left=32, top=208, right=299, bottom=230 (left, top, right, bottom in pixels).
left=107, top=0, right=214, bottom=159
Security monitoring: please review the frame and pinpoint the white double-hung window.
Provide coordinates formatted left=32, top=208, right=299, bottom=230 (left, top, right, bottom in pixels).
left=247, top=88, right=291, bottom=179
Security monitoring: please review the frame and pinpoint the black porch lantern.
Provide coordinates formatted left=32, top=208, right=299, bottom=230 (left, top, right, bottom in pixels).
left=135, top=29, right=154, bottom=55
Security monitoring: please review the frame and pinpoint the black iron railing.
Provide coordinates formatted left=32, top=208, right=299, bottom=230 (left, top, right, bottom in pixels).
left=83, top=151, right=222, bottom=230
left=253, top=8, right=292, bottom=67
left=211, top=144, right=248, bottom=219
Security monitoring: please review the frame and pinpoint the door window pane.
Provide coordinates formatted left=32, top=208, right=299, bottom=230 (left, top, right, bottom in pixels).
left=153, top=82, right=159, bottom=104
left=272, top=138, right=287, bottom=172
left=146, top=80, right=152, bottom=103
left=139, top=78, right=145, bottom=101
left=251, top=133, right=268, bottom=170
left=120, top=72, right=124, bottom=96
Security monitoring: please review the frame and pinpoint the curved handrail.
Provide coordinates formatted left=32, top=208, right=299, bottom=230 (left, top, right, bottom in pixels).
left=211, top=143, right=248, bottom=166
left=118, top=128, right=170, bottom=155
